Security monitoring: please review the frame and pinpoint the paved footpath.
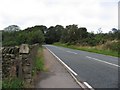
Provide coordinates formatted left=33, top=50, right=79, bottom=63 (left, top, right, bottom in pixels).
left=35, top=48, right=80, bottom=88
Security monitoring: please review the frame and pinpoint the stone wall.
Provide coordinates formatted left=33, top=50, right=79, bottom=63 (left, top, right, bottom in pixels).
left=2, top=44, right=39, bottom=84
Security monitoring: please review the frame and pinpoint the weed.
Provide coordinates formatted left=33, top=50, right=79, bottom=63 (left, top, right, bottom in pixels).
left=2, top=77, right=23, bottom=88
left=32, top=47, right=44, bottom=76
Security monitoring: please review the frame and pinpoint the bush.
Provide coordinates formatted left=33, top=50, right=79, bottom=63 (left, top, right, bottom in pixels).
left=103, top=41, right=120, bottom=52
left=3, top=41, right=19, bottom=46
left=2, top=27, right=45, bottom=46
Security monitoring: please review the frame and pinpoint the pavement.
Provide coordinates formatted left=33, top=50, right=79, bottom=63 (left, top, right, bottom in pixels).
left=43, top=45, right=119, bottom=88
left=35, top=48, right=81, bottom=88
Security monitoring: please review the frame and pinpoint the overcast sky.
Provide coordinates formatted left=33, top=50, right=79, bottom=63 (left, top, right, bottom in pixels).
left=0, top=0, right=119, bottom=33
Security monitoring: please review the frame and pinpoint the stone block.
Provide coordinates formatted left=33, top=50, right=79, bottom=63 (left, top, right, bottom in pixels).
left=19, top=44, right=29, bottom=54
left=23, top=66, right=31, bottom=72
left=25, top=79, right=31, bottom=83
left=24, top=74, right=31, bottom=79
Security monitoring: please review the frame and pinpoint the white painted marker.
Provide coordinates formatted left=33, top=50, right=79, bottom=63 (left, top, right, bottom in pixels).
left=70, top=73, right=86, bottom=88
left=83, top=82, right=94, bottom=89
left=86, top=56, right=120, bottom=67
left=66, top=51, right=78, bottom=54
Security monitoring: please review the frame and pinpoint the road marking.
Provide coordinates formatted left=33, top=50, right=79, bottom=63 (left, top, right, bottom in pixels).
left=44, top=46, right=95, bottom=89
left=86, top=56, right=120, bottom=67
left=45, top=46, right=78, bottom=76
left=66, top=51, right=78, bottom=54
left=51, top=46, right=65, bottom=51
left=83, top=82, right=94, bottom=89
left=70, top=73, right=86, bottom=88
left=57, top=48, right=64, bottom=51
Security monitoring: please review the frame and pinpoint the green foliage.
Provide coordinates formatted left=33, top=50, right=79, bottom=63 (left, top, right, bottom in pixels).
left=35, top=56, right=44, bottom=71
left=60, top=24, right=88, bottom=45
left=33, top=47, right=44, bottom=74
left=27, top=30, right=45, bottom=44
left=2, top=26, right=45, bottom=46
left=3, top=41, right=19, bottom=46
left=45, top=25, right=64, bottom=44
left=4, top=25, right=21, bottom=32
left=24, top=25, right=47, bottom=34
left=2, top=77, right=23, bottom=88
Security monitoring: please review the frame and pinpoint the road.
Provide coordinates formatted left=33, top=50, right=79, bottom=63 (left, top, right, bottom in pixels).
left=44, top=45, right=119, bottom=88
left=36, top=49, right=80, bottom=88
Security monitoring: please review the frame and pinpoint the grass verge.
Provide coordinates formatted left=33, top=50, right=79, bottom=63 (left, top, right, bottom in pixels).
left=53, top=42, right=119, bottom=57
left=2, top=77, right=23, bottom=88
left=32, top=47, right=44, bottom=76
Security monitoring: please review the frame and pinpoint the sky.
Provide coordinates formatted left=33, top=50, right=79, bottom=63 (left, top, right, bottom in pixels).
left=0, top=0, right=119, bottom=33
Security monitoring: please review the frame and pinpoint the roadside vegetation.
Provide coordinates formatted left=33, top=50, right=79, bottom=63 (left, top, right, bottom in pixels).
left=2, top=77, right=23, bottom=88
left=35, top=48, right=44, bottom=71
left=31, top=47, right=46, bottom=88
left=54, top=42, right=119, bottom=57
left=32, top=47, right=44, bottom=76
left=2, top=25, right=45, bottom=46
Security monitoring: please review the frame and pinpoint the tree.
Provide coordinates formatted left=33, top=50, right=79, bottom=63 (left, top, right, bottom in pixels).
left=61, top=24, right=78, bottom=44
left=45, top=26, right=56, bottom=44
left=54, top=25, right=64, bottom=42
left=4, top=25, right=21, bottom=32
left=27, top=30, right=45, bottom=44
left=61, top=25, right=88, bottom=45
left=2, top=25, right=45, bottom=46
left=45, top=25, right=64, bottom=44
left=112, top=28, right=118, bottom=33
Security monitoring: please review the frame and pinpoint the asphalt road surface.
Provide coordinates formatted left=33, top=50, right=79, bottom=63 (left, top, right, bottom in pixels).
left=44, top=45, right=119, bottom=88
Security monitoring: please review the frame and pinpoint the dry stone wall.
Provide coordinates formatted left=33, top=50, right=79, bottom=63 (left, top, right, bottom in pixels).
left=2, top=44, right=39, bottom=84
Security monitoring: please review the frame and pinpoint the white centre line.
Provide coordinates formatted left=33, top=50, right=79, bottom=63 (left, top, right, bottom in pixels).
left=53, top=46, right=65, bottom=51
left=86, top=56, right=120, bottom=67
left=66, top=51, right=78, bottom=54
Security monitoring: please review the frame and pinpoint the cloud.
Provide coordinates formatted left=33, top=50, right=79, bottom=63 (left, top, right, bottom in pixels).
left=0, top=0, right=119, bottom=33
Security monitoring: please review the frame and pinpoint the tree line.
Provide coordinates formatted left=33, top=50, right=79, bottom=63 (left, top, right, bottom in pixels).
left=2, top=25, right=45, bottom=46
left=2, top=24, right=120, bottom=49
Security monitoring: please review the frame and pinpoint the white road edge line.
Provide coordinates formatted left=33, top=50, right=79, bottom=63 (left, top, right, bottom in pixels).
left=44, top=46, right=94, bottom=89
left=66, top=51, right=78, bottom=54
left=45, top=46, right=78, bottom=76
left=70, top=73, right=86, bottom=88
left=83, top=82, right=94, bottom=90
left=86, top=56, right=120, bottom=67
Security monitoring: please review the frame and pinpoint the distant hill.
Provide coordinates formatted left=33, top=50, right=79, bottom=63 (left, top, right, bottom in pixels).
left=4, top=25, right=21, bottom=32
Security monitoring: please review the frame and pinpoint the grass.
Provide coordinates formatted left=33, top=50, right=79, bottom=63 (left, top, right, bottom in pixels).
left=32, top=47, right=44, bottom=76
left=2, top=77, right=23, bottom=88
left=53, top=42, right=119, bottom=57
left=35, top=48, right=44, bottom=71
left=0, top=80, right=2, bottom=89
